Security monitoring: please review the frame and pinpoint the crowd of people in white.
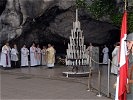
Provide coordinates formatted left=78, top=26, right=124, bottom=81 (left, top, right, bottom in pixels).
left=0, top=42, right=55, bottom=69
left=0, top=41, right=120, bottom=76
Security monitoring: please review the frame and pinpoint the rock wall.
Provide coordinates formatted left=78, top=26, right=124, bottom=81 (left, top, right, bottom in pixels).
left=0, top=0, right=120, bottom=50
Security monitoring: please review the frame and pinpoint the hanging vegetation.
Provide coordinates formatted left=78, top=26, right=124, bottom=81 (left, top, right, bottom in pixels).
left=76, top=0, right=133, bottom=32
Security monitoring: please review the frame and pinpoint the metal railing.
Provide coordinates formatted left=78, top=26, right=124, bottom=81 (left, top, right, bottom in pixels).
left=87, top=56, right=116, bottom=99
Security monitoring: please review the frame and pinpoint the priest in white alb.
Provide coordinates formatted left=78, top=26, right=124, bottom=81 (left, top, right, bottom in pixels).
left=41, top=46, right=47, bottom=66
left=21, top=44, right=29, bottom=67
left=30, top=43, right=37, bottom=67
left=36, top=44, right=41, bottom=65
left=0, top=42, right=11, bottom=68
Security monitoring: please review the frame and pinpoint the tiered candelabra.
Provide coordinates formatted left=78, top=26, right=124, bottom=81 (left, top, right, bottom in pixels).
left=66, top=9, right=89, bottom=72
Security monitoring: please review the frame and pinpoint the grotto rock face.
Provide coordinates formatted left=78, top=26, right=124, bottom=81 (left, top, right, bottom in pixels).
left=0, top=0, right=75, bottom=45
left=0, top=0, right=120, bottom=49
left=49, top=10, right=119, bottom=45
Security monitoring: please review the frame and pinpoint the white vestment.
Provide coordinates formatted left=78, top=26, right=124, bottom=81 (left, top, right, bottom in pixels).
left=0, top=52, right=2, bottom=66
left=21, top=47, right=29, bottom=66
left=111, top=46, right=119, bottom=74
left=11, top=48, right=19, bottom=61
left=36, top=47, right=41, bottom=65
left=46, top=47, right=55, bottom=67
left=30, top=46, right=37, bottom=66
left=102, top=47, right=109, bottom=64
left=0, top=45, right=11, bottom=67
left=41, top=49, right=47, bottom=65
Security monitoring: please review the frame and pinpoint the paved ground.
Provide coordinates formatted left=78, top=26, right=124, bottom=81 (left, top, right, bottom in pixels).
left=0, top=65, right=132, bottom=100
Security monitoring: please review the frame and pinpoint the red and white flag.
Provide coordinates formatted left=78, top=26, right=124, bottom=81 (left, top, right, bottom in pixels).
left=115, top=11, right=128, bottom=100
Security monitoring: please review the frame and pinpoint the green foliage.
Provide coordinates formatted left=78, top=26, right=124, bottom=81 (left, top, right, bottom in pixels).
left=111, top=12, right=133, bottom=32
left=128, top=13, right=133, bottom=32
left=76, top=0, right=86, bottom=8
left=76, top=0, right=115, bottom=19
left=76, top=0, right=133, bottom=32
left=87, top=0, right=115, bottom=19
left=111, top=13, right=122, bottom=26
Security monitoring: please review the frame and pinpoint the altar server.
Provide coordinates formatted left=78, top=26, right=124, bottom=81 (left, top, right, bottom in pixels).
left=11, top=44, right=19, bottom=68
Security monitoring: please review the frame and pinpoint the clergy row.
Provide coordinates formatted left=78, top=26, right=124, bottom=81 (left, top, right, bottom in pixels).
left=0, top=42, right=55, bottom=68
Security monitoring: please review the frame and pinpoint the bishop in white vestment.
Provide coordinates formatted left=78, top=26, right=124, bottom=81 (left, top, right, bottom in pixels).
left=46, top=44, right=55, bottom=68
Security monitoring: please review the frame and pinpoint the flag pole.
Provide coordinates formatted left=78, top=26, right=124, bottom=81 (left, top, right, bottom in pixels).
left=124, top=0, right=127, bottom=11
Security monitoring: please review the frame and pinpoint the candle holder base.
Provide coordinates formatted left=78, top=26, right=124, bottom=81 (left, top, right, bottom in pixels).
left=62, top=72, right=89, bottom=77
left=96, top=93, right=102, bottom=97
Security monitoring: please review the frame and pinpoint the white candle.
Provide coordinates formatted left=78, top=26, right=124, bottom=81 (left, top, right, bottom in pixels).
left=78, top=21, right=80, bottom=29
left=71, top=30, right=73, bottom=38
left=66, top=59, right=68, bottom=65
left=84, top=60, right=86, bottom=65
left=87, top=58, right=89, bottom=65
left=71, top=51, right=72, bottom=59
left=70, top=37, right=72, bottom=45
left=77, top=50, right=79, bottom=59
left=72, top=61, right=74, bottom=66
left=82, top=36, right=84, bottom=44
left=73, top=22, right=75, bottom=29
left=75, top=22, right=78, bottom=28
left=84, top=45, right=86, bottom=51
left=76, top=60, right=77, bottom=65
left=70, top=61, right=72, bottom=65
left=73, top=39, right=75, bottom=45
left=77, top=30, right=79, bottom=38
left=76, top=38, right=78, bottom=45
left=74, top=50, right=76, bottom=59
left=69, top=50, right=71, bottom=59
left=66, top=49, right=69, bottom=58
left=82, top=59, right=84, bottom=65
left=79, top=60, right=81, bottom=65
left=76, top=9, right=78, bottom=22
left=70, top=44, right=72, bottom=51
left=83, top=52, right=85, bottom=58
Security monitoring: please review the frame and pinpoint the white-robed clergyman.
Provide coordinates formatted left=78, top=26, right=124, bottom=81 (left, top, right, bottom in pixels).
left=21, top=45, right=29, bottom=67
left=0, top=42, right=11, bottom=68
left=30, top=43, right=37, bottom=66
left=111, top=42, right=120, bottom=75
left=41, top=46, right=47, bottom=65
left=36, top=45, right=41, bottom=65
left=46, top=44, right=55, bottom=68
left=11, top=44, right=19, bottom=68
left=102, top=45, right=109, bottom=64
